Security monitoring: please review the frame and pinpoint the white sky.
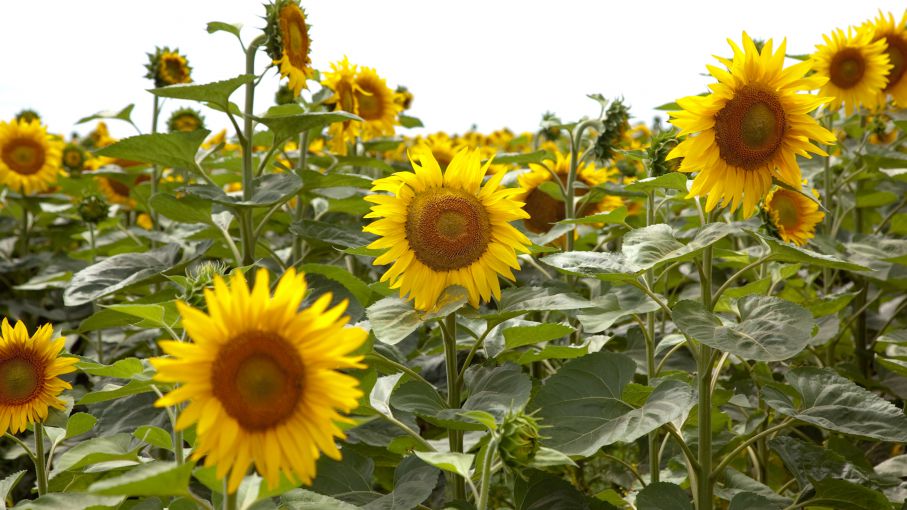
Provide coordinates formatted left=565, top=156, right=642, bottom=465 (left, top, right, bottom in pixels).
left=1, top=1, right=904, bottom=141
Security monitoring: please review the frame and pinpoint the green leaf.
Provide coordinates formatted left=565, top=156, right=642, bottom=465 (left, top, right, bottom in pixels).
left=77, top=358, right=144, bottom=378
left=280, top=489, right=359, bottom=510
left=412, top=451, right=473, bottom=479
left=104, top=303, right=180, bottom=331
left=514, top=470, right=618, bottom=510
left=331, top=157, right=394, bottom=175
left=76, top=104, right=135, bottom=126
left=541, top=251, right=637, bottom=282
left=856, top=190, right=898, bottom=208
left=0, top=471, right=25, bottom=510
left=187, top=172, right=303, bottom=208
left=486, top=286, right=596, bottom=320
left=557, top=207, right=628, bottom=226
left=51, top=434, right=142, bottom=476
left=64, top=245, right=184, bottom=306
left=65, top=413, right=98, bottom=439
left=88, top=461, right=193, bottom=496
left=369, top=373, right=404, bottom=418
left=255, top=110, right=361, bottom=142
left=764, top=367, right=907, bottom=442
left=623, top=222, right=736, bottom=272
left=769, top=436, right=867, bottom=489
left=206, top=21, right=243, bottom=39
left=717, top=469, right=791, bottom=507
left=636, top=482, right=693, bottom=510
left=808, top=478, right=890, bottom=510
left=624, top=173, right=688, bottom=192
left=78, top=379, right=154, bottom=404
left=531, top=352, right=694, bottom=456
left=366, top=287, right=467, bottom=345
left=503, top=323, right=575, bottom=350
left=12, top=494, right=125, bottom=510
left=95, top=130, right=209, bottom=170
left=727, top=493, right=782, bottom=510
left=134, top=425, right=173, bottom=450
left=301, top=263, right=373, bottom=307
left=578, top=285, right=659, bottom=333
left=672, top=296, right=814, bottom=361
left=150, top=75, right=253, bottom=108
left=752, top=232, right=869, bottom=271
left=491, top=150, right=551, bottom=166
left=150, top=193, right=214, bottom=225
left=398, top=114, right=423, bottom=128
left=290, top=219, right=376, bottom=249
left=461, top=364, right=532, bottom=420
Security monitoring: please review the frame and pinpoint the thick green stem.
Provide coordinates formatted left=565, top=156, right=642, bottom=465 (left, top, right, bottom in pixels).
left=292, top=131, right=310, bottom=265
left=477, top=438, right=497, bottom=510
left=564, top=120, right=597, bottom=252
left=150, top=94, right=161, bottom=233
left=239, top=35, right=267, bottom=266
left=34, top=424, right=48, bottom=496
left=224, top=483, right=237, bottom=510
left=442, top=314, right=465, bottom=501
left=644, top=189, right=659, bottom=483
left=696, top=244, right=715, bottom=510
left=18, top=197, right=29, bottom=257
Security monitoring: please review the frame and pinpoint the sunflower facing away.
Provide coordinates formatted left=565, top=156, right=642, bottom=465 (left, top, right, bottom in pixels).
left=867, top=10, right=907, bottom=106
left=266, top=0, right=313, bottom=97
left=668, top=32, right=836, bottom=218
left=145, top=47, right=192, bottom=88
left=151, top=268, right=366, bottom=493
left=0, top=318, right=77, bottom=435
left=0, top=119, right=62, bottom=195
left=812, top=26, right=891, bottom=115
left=364, top=146, right=531, bottom=311
left=323, top=56, right=361, bottom=155
left=763, top=184, right=824, bottom=246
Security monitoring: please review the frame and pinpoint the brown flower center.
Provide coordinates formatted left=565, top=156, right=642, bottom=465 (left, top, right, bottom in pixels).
left=0, top=356, right=43, bottom=405
left=884, top=35, right=907, bottom=92
left=280, top=4, right=310, bottom=69
left=829, top=47, right=866, bottom=89
left=161, top=55, right=189, bottom=85
left=714, top=85, right=786, bottom=170
left=406, top=188, right=491, bottom=271
left=63, top=149, right=83, bottom=169
left=770, top=191, right=800, bottom=228
left=355, top=81, right=385, bottom=121
left=522, top=187, right=564, bottom=233
left=2, top=138, right=45, bottom=175
left=211, top=331, right=304, bottom=431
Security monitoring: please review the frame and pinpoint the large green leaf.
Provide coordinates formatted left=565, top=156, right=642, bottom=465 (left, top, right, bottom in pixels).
left=291, top=219, right=376, bottom=249
left=12, top=494, right=125, bottom=510
left=624, top=173, right=688, bottom=192
left=50, top=434, right=142, bottom=477
left=807, top=478, right=891, bottom=510
left=531, top=352, right=694, bottom=456
left=186, top=172, right=303, bottom=208
left=751, top=232, right=869, bottom=271
left=150, top=74, right=253, bottom=108
left=727, top=493, right=782, bottom=510
left=503, top=323, right=575, bottom=350
left=636, top=482, right=693, bottom=510
left=150, top=193, right=214, bottom=225
left=578, top=285, right=659, bottom=333
left=95, top=130, right=209, bottom=170
left=365, top=287, right=467, bottom=345
left=672, top=296, right=814, bottom=361
left=88, top=461, right=193, bottom=496
left=764, top=367, right=907, bottom=442
left=484, top=286, right=596, bottom=320
left=623, top=222, right=736, bottom=271
left=769, top=437, right=870, bottom=488
left=63, top=245, right=183, bottom=306
left=255, top=111, right=361, bottom=142
left=0, top=471, right=24, bottom=510
left=301, top=263, right=373, bottom=307
left=280, top=489, right=359, bottom=510
left=541, top=251, right=637, bottom=282
left=513, top=470, right=618, bottom=510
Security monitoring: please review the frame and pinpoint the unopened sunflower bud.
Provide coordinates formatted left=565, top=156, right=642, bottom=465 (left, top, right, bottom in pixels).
left=78, top=195, right=110, bottom=224
left=540, top=111, right=563, bottom=142
left=498, top=412, right=542, bottom=469
left=167, top=108, right=206, bottom=133
left=62, top=143, right=87, bottom=175
left=15, top=109, right=41, bottom=124
left=593, top=98, right=630, bottom=162
left=645, top=130, right=679, bottom=177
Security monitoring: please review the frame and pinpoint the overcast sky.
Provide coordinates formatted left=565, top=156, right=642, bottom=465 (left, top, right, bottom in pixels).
left=1, top=1, right=904, bottom=141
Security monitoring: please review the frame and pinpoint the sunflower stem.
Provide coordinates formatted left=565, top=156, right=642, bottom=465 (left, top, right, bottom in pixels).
left=223, top=482, right=237, bottom=510
left=18, top=195, right=30, bottom=258
left=477, top=436, right=498, bottom=510
left=292, top=130, right=310, bottom=265
left=442, top=313, right=465, bottom=502
left=644, top=189, right=659, bottom=484
left=34, top=423, right=48, bottom=496
left=239, top=35, right=268, bottom=267
left=695, top=244, right=715, bottom=510
left=150, top=94, right=161, bottom=235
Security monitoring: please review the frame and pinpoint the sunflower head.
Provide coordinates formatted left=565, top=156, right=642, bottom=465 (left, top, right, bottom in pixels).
left=322, top=57, right=361, bottom=155
left=353, top=66, right=402, bottom=140
left=395, top=85, right=414, bottom=111
left=84, top=122, right=115, bottom=150
left=499, top=411, right=542, bottom=470
left=0, top=119, right=62, bottom=195
left=645, top=130, right=680, bottom=177
left=151, top=268, right=366, bottom=493
left=167, top=108, right=206, bottom=134
left=669, top=32, right=836, bottom=217
left=762, top=184, right=824, bottom=246
left=61, top=143, right=87, bottom=175
left=14, top=109, right=41, bottom=124
left=364, top=146, right=531, bottom=311
left=266, top=0, right=313, bottom=97
left=145, top=47, right=192, bottom=88
left=593, top=98, right=630, bottom=162
left=813, top=26, right=892, bottom=115
left=867, top=10, right=907, bottom=106
left=0, top=318, right=77, bottom=435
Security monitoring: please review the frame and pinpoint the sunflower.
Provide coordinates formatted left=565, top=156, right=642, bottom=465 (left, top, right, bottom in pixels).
left=61, top=143, right=87, bottom=173
left=151, top=268, right=366, bottom=493
left=167, top=108, right=206, bottom=133
left=364, top=146, right=531, bottom=311
left=867, top=10, right=907, bottom=106
left=145, top=47, right=192, bottom=88
left=763, top=184, right=824, bottom=246
left=813, top=27, right=891, bottom=116
left=323, top=57, right=361, bottom=155
left=515, top=151, right=622, bottom=233
left=265, top=0, right=313, bottom=97
left=668, top=32, right=836, bottom=217
left=0, top=318, right=77, bottom=435
left=96, top=174, right=149, bottom=209
left=0, top=119, right=62, bottom=195
left=354, top=66, right=401, bottom=141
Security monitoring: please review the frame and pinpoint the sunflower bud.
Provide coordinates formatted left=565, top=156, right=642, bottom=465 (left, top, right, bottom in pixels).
left=593, top=98, right=630, bottom=162
left=78, top=195, right=110, bottom=224
left=145, top=46, right=192, bottom=88
left=540, top=111, right=562, bottom=142
left=182, top=261, right=229, bottom=307
left=167, top=108, right=206, bottom=133
left=61, top=143, right=87, bottom=176
left=275, top=84, right=296, bottom=105
left=14, top=109, right=41, bottom=124
left=645, top=130, right=679, bottom=178
left=498, top=412, right=542, bottom=469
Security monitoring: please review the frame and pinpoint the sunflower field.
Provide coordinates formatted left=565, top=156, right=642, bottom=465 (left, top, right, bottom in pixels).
left=4, top=3, right=907, bottom=510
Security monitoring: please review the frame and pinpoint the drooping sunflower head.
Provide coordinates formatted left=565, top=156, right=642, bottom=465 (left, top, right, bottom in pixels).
left=354, top=66, right=401, bottom=140
left=812, top=26, right=892, bottom=115
left=145, top=47, right=192, bottom=88
left=395, top=85, right=414, bottom=111
left=152, top=268, right=367, bottom=493
left=762, top=184, right=824, bottom=246
left=364, top=146, right=531, bottom=311
left=322, top=56, right=361, bottom=155
left=167, top=108, right=206, bottom=133
left=61, top=143, right=87, bottom=174
left=0, top=119, right=62, bottom=195
left=14, top=109, right=41, bottom=124
left=265, top=0, right=313, bottom=97
left=668, top=32, right=836, bottom=217
left=0, top=318, right=77, bottom=435
left=866, top=10, right=907, bottom=106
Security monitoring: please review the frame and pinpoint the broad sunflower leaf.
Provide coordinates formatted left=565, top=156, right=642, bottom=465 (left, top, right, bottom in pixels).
left=491, top=150, right=551, bottom=166
left=185, top=172, right=302, bottom=208
left=88, top=461, right=194, bottom=497
left=578, top=285, right=659, bottom=333
left=50, top=434, right=142, bottom=477
left=750, top=232, right=869, bottom=271
left=513, top=470, right=619, bottom=510
left=807, top=478, right=890, bottom=510
left=503, top=323, right=575, bottom=350
left=727, top=493, right=783, bottom=510
left=150, top=192, right=214, bottom=225
left=0, top=471, right=25, bottom=510
left=11, top=494, right=125, bottom=510
left=280, top=489, right=359, bottom=510
left=623, top=222, right=736, bottom=271
left=763, top=367, right=907, bottom=442
left=672, top=296, right=814, bottom=361
left=556, top=206, right=628, bottom=226
left=206, top=21, right=243, bottom=40
left=365, top=287, right=468, bottom=345
left=769, top=436, right=871, bottom=489
left=95, top=129, right=210, bottom=171
left=64, top=245, right=184, bottom=307
left=291, top=219, right=376, bottom=249
left=76, top=104, right=135, bottom=126
left=624, top=173, right=688, bottom=192
left=301, top=263, right=374, bottom=307
left=412, top=451, right=474, bottom=480
left=255, top=110, right=361, bottom=142
left=541, top=251, right=637, bottom=282
left=636, top=482, right=693, bottom=510
left=150, top=74, right=253, bottom=108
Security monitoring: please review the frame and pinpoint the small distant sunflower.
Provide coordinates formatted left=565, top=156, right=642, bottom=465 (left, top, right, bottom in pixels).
left=323, top=57, right=361, bottom=155
left=762, top=184, right=824, bottom=246
left=0, top=119, right=62, bottom=195
left=167, top=108, right=206, bottom=133
left=152, top=268, right=366, bottom=493
left=395, top=86, right=414, bottom=111
left=669, top=32, right=836, bottom=217
left=265, top=0, right=313, bottom=97
left=0, top=318, right=77, bottom=435
left=61, top=143, right=87, bottom=173
left=420, top=133, right=458, bottom=169
left=354, top=66, right=401, bottom=140
left=364, top=146, right=531, bottom=311
left=813, top=27, right=891, bottom=115
left=867, top=10, right=907, bottom=106
left=146, top=47, right=192, bottom=88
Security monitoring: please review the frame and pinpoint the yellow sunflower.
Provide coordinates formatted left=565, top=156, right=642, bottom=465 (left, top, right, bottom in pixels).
left=266, top=0, right=313, bottom=97
left=151, top=268, right=366, bottom=493
left=867, top=10, right=907, bottom=106
left=354, top=66, right=401, bottom=140
left=364, top=146, right=531, bottom=311
left=668, top=32, right=836, bottom=217
left=763, top=184, right=824, bottom=246
left=813, top=26, right=891, bottom=115
left=0, top=119, right=62, bottom=195
left=96, top=174, right=149, bottom=209
left=0, top=318, right=77, bottom=435
left=323, top=56, right=361, bottom=155
left=146, top=47, right=192, bottom=88
left=515, top=151, right=622, bottom=233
